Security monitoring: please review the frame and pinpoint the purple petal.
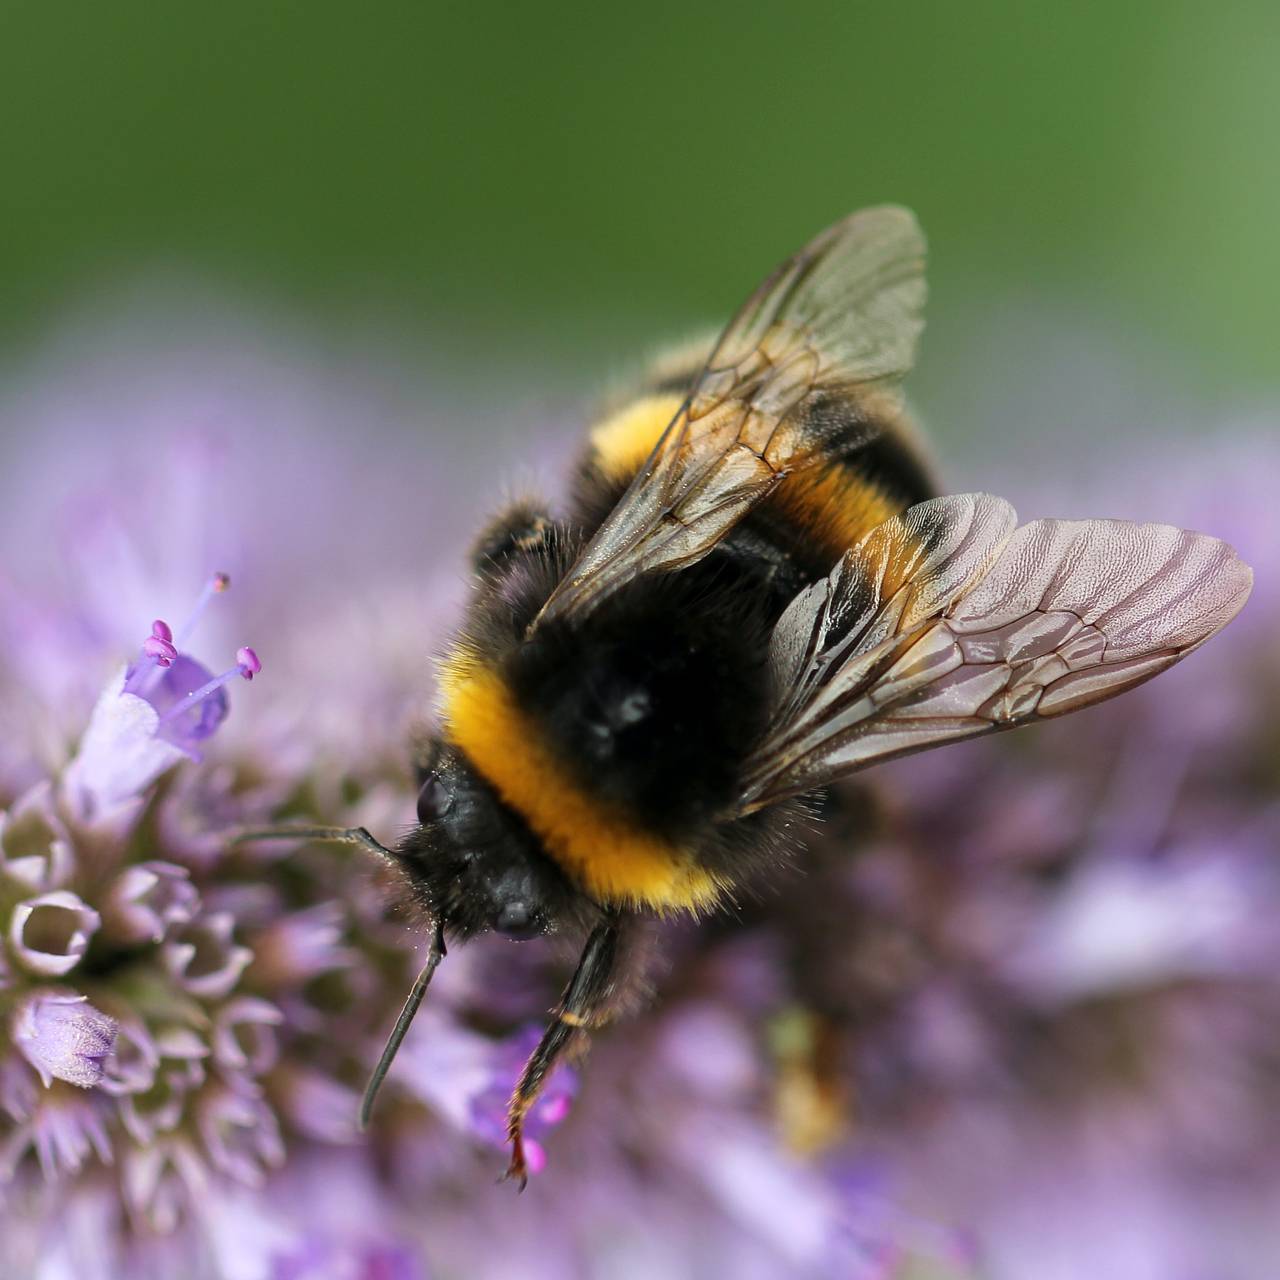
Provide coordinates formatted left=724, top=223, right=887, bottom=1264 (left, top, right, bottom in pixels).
left=121, top=1138, right=209, bottom=1234
left=145, top=654, right=231, bottom=748
left=162, top=911, right=253, bottom=999
left=466, top=1024, right=578, bottom=1154
left=99, top=1019, right=162, bottom=1097
left=102, top=860, right=200, bottom=945
left=249, top=903, right=354, bottom=987
left=212, top=997, right=284, bottom=1075
left=63, top=669, right=189, bottom=821
left=0, top=782, right=74, bottom=893
left=8, top=890, right=100, bottom=977
left=274, top=1066, right=361, bottom=1144
left=0, top=1055, right=38, bottom=1122
left=197, top=1086, right=285, bottom=1188
left=2, top=1092, right=114, bottom=1183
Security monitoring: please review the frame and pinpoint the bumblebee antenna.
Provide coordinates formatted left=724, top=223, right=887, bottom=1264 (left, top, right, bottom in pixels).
left=360, top=916, right=446, bottom=1129
left=233, top=824, right=398, bottom=862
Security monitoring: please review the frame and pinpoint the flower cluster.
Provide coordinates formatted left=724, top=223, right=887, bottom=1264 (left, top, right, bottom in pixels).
left=1, top=584, right=271, bottom=1208
left=0, top=337, right=1276, bottom=1278
left=0, top=561, right=587, bottom=1276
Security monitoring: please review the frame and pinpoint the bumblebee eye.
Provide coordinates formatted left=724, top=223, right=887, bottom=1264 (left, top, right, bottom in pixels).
left=416, top=772, right=454, bottom=825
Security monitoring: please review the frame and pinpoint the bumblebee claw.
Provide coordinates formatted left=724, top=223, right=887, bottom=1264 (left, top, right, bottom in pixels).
left=500, top=1133, right=529, bottom=1191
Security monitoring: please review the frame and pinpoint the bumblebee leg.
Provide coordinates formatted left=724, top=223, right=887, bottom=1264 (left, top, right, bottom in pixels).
left=471, top=500, right=555, bottom=571
left=503, top=912, right=622, bottom=1189
left=233, top=825, right=397, bottom=862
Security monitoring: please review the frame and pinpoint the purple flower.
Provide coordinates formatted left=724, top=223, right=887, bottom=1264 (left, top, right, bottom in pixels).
left=1, top=1089, right=113, bottom=1182
left=162, top=911, right=254, bottom=999
left=63, top=581, right=262, bottom=825
left=248, top=903, right=355, bottom=987
left=0, top=782, right=74, bottom=892
left=211, top=996, right=284, bottom=1076
left=9, top=891, right=100, bottom=977
left=98, top=1020, right=161, bottom=1097
left=11, top=992, right=117, bottom=1088
left=197, top=1085, right=285, bottom=1187
left=465, top=1025, right=578, bottom=1176
left=102, top=861, right=200, bottom=946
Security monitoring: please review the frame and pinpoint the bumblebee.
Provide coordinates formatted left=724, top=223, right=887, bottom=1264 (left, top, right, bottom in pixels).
left=248, top=206, right=1252, bottom=1186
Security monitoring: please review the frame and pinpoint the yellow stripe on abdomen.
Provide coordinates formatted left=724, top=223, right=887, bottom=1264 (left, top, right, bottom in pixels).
left=589, top=391, right=905, bottom=564
left=438, top=649, right=723, bottom=914
left=766, top=464, right=901, bottom=563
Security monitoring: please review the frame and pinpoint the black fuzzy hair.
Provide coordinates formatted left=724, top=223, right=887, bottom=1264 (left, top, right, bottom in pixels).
left=444, top=503, right=811, bottom=894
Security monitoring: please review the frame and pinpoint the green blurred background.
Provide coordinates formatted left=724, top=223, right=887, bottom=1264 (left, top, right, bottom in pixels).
left=2, top=2, right=1277, bottom=440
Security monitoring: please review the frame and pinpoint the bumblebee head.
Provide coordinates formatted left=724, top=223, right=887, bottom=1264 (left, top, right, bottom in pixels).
left=394, top=741, right=571, bottom=942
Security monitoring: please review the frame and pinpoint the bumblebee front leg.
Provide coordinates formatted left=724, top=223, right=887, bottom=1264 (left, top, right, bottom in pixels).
left=471, top=500, right=555, bottom=572
left=504, top=912, right=622, bottom=1189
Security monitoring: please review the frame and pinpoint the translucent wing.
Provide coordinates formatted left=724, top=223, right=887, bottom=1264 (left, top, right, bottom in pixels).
left=534, top=205, right=927, bottom=627
left=736, top=495, right=1253, bottom=814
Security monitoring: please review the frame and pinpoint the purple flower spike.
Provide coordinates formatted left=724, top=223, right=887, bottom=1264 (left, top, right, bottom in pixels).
left=0, top=364, right=1275, bottom=1271
left=9, top=891, right=100, bottom=977
left=12, top=991, right=117, bottom=1088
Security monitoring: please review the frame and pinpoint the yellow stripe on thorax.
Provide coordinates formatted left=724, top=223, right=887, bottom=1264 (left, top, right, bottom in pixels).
left=590, top=393, right=903, bottom=561
left=438, top=648, right=723, bottom=913
left=589, top=393, right=685, bottom=477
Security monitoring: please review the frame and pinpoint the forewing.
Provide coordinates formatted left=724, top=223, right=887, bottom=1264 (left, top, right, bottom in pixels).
left=737, top=500, right=1253, bottom=813
left=534, top=206, right=926, bottom=627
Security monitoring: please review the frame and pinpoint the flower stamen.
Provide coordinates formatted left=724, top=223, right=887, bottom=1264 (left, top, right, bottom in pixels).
left=156, top=648, right=262, bottom=726
left=142, top=624, right=178, bottom=668
left=127, top=574, right=233, bottom=698
left=174, top=572, right=231, bottom=648
left=125, top=621, right=179, bottom=695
